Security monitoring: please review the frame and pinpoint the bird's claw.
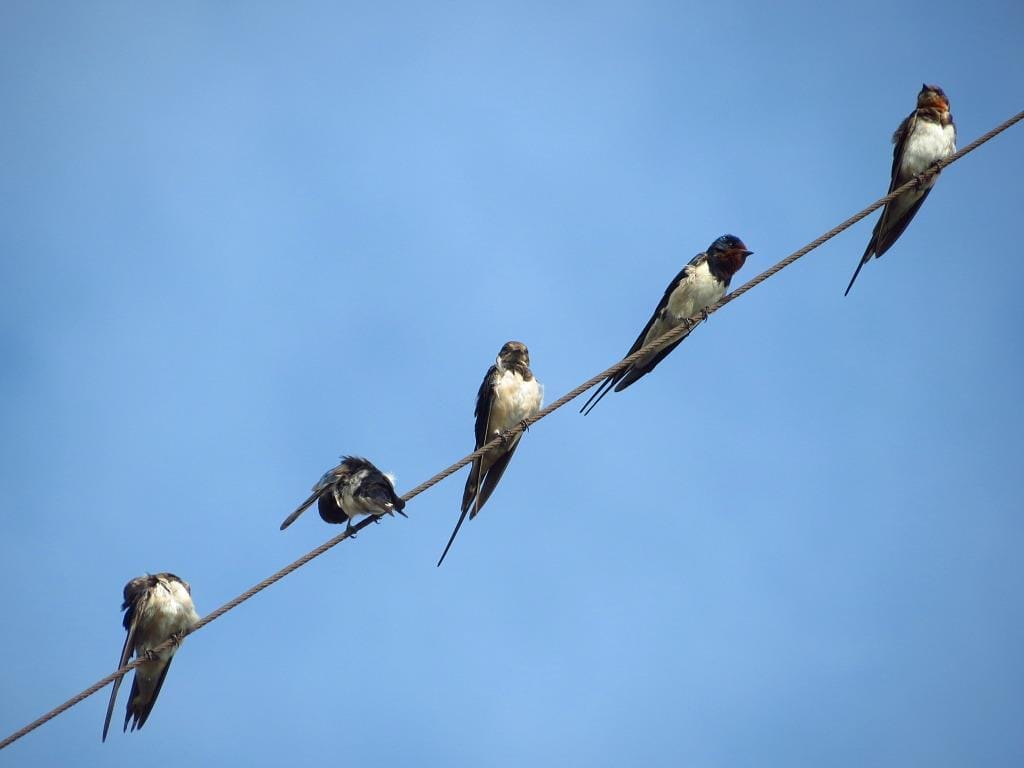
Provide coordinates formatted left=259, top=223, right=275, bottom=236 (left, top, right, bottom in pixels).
left=701, top=306, right=710, bottom=322
left=499, top=429, right=514, bottom=447
left=518, top=419, right=530, bottom=434
left=143, top=648, right=159, bottom=662
left=169, top=631, right=185, bottom=648
left=916, top=162, right=941, bottom=191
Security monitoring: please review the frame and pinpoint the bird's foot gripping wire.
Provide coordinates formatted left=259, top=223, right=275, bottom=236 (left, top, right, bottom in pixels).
left=499, top=420, right=530, bottom=447
left=916, top=162, right=941, bottom=191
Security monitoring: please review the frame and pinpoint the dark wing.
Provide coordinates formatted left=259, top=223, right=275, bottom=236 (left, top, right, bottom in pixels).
left=868, top=188, right=932, bottom=260
left=889, top=111, right=917, bottom=189
left=343, top=456, right=404, bottom=511
left=102, top=584, right=149, bottom=741
left=472, top=365, right=497, bottom=450
left=438, top=366, right=497, bottom=566
left=845, top=111, right=919, bottom=295
left=472, top=439, right=520, bottom=516
left=872, top=111, right=925, bottom=254
left=581, top=258, right=700, bottom=414
left=461, top=364, right=498, bottom=510
left=354, top=472, right=408, bottom=516
left=370, top=472, right=407, bottom=515
left=125, top=656, right=175, bottom=733
left=465, top=364, right=501, bottom=511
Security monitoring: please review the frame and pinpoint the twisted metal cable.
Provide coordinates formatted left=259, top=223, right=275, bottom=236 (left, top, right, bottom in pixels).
left=2, top=107, right=1020, bottom=754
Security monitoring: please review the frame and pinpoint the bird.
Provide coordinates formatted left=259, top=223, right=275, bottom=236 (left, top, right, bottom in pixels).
left=101, top=573, right=200, bottom=741
left=279, top=456, right=406, bottom=532
left=845, top=84, right=956, bottom=295
left=580, top=234, right=753, bottom=415
left=437, top=340, right=543, bottom=566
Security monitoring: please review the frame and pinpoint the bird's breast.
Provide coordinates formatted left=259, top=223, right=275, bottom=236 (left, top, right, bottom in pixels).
left=137, top=581, right=199, bottom=655
left=666, top=264, right=725, bottom=321
left=902, top=120, right=956, bottom=178
left=489, top=371, right=544, bottom=433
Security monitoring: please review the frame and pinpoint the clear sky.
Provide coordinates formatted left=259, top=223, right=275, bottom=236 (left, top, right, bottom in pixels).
left=2, top=1, right=1023, bottom=765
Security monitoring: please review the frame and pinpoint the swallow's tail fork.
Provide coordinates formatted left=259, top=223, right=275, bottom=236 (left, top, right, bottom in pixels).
left=279, top=490, right=319, bottom=530
left=844, top=248, right=873, bottom=296
left=437, top=508, right=470, bottom=567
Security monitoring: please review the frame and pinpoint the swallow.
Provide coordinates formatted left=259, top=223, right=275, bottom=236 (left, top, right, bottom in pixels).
left=845, top=84, right=956, bottom=295
left=580, top=234, right=752, bottom=415
left=437, top=341, right=543, bottom=566
left=279, top=456, right=406, bottom=532
left=101, top=573, right=200, bottom=741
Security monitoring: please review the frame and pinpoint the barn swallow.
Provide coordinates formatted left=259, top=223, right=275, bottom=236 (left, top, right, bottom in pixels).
left=845, top=84, right=956, bottom=295
left=101, top=573, right=200, bottom=741
left=580, top=234, right=752, bottom=415
left=437, top=341, right=543, bottom=566
left=279, top=455, right=406, bottom=532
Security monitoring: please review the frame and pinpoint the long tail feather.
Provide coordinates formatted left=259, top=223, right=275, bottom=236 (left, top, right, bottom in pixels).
left=279, top=491, right=319, bottom=530
left=845, top=248, right=872, bottom=296
left=437, top=508, right=470, bottom=567
left=580, top=374, right=620, bottom=416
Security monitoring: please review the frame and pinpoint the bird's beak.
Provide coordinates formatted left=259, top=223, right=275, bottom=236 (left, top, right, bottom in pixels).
left=741, top=250, right=753, bottom=257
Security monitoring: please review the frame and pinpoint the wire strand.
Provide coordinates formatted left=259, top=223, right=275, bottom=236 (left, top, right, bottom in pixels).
left=2, top=107, right=1020, bottom=754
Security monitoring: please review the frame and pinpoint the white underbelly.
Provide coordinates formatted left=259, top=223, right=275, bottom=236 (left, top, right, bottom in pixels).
left=666, top=272, right=724, bottom=323
left=140, top=582, right=199, bottom=654
left=489, top=372, right=543, bottom=434
left=902, top=121, right=955, bottom=177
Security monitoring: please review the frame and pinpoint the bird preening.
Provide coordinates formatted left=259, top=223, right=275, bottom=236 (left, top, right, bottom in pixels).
left=102, top=573, right=199, bottom=741
left=437, top=340, right=544, bottom=566
left=279, top=456, right=406, bottom=532
left=845, top=84, right=956, bottom=295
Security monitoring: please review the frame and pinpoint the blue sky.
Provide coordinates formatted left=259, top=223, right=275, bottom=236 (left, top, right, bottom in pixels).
left=2, top=1, right=1023, bottom=765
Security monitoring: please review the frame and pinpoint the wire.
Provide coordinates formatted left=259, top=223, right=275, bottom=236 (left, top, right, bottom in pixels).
left=1, top=107, right=1021, bottom=754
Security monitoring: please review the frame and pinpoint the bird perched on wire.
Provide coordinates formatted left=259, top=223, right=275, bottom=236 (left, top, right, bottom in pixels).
left=580, top=234, right=753, bottom=415
left=845, top=84, right=956, bottom=295
left=438, top=341, right=543, bottom=566
left=279, top=456, right=406, bottom=532
left=102, top=573, right=200, bottom=741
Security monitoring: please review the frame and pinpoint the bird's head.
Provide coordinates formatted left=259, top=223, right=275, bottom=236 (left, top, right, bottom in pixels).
left=706, top=234, right=753, bottom=276
left=918, top=84, right=950, bottom=112
left=497, top=340, right=531, bottom=371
